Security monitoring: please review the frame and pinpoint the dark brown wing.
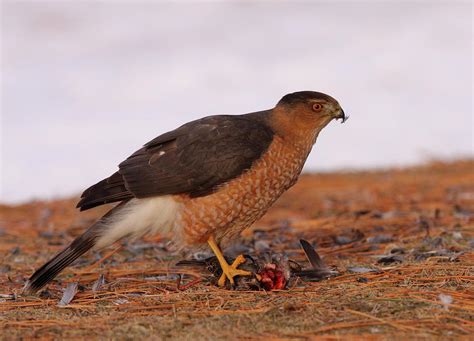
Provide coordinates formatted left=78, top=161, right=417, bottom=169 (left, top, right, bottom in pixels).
left=77, top=111, right=274, bottom=211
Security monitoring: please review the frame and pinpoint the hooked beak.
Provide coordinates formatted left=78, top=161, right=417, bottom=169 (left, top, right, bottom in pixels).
left=334, top=108, right=348, bottom=123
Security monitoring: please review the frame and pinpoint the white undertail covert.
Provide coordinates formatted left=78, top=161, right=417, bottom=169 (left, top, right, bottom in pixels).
left=93, top=196, right=181, bottom=250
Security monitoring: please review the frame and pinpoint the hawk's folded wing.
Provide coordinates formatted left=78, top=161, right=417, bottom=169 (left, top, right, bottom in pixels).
left=77, top=112, right=274, bottom=211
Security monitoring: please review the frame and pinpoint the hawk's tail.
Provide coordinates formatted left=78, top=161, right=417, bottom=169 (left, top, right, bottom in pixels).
left=23, top=203, right=127, bottom=294
left=23, top=226, right=99, bottom=294
left=23, top=196, right=179, bottom=294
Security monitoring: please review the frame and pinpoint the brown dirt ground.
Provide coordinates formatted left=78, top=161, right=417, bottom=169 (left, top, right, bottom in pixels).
left=0, top=160, right=473, bottom=340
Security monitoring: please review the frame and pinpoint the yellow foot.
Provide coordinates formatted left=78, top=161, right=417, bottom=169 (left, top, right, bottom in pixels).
left=217, top=254, right=252, bottom=287
left=207, top=235, right=252, bottom=287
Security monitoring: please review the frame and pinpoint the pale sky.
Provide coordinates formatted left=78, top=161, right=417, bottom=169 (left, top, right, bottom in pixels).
left=1, top=1, right=473, bottom=203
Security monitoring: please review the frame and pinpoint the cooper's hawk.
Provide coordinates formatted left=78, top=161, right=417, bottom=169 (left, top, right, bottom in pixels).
left=24, top=91, right=346, bottom=293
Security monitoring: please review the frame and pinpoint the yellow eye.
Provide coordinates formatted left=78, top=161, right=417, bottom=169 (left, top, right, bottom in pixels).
left=312, top=103, right=323, bottom=112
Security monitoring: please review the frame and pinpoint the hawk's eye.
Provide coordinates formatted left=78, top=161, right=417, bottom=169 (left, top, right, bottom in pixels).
left=312, top=103, right=323, bottom=112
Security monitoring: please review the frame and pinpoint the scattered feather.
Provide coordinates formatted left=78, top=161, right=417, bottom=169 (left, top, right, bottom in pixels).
left=300, top=239, right=324, bottom=270
left=0, top=293, right=17, bottom=300
left=191, top=251, right=214, bottom=261
left=295, top=239, right=338, bottom=280
left=92, top=274, right=106, bottom=292
left=113, top=298, right=129, bottom=305
left=347, top=267, right=379, bottom=274
left=58, top=283, right=78, bottom=307
left=144, top=274, right=180, bottom=281
left=439, top=294, right=453, bottom=310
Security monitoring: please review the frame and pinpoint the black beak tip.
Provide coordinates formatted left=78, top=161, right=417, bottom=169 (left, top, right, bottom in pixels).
left=337, top=109, right=348, bottom=123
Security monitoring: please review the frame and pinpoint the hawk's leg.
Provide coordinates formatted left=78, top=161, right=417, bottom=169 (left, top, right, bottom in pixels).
left=207, top=235, right=252, bottom=287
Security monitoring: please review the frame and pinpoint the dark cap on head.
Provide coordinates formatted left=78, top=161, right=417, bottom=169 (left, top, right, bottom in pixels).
left=278, top=91, right=337, bottom=106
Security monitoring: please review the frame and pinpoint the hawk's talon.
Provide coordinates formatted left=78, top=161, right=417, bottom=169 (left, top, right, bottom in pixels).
left=217, top=254, right=252, bottom=287
left=207, top=236, right=252, bottom=287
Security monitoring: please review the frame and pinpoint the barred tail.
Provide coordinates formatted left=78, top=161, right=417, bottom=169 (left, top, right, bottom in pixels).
left=23, top=196, right=179, bottom=294
left=23, top=203, right=127, bottom=294
left=23, top=227, right=98, bottom=294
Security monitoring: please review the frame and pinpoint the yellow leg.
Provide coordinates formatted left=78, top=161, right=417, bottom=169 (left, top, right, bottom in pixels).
left=207, top=235, right=252, bottom=287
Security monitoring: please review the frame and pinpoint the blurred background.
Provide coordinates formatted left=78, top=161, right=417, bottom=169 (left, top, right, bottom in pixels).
left=1, top=1, right=472, bottom=203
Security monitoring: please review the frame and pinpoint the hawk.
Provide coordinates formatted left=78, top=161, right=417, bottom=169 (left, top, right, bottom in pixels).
left=24, top=91, right=346, bottom=293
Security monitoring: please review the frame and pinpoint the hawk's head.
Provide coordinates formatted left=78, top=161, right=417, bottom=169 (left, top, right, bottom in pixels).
left=271, top=91, right=346, bottom=142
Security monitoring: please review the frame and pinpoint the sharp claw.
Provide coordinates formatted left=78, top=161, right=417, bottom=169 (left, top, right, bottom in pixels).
left=217, top=255, right=252, bottom=287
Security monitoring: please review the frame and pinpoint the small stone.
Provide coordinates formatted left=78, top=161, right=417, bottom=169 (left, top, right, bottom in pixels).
left=334, top=236, right=352, bottom=245
left=367, top=234, right=393, bottom=244
left=0, top=265, right=11, bottom=273
left=254, top=240, right=271, bottom=252
left=377, top=255, right=403, bottom=265
left=39, top=231, right=55, bottom=239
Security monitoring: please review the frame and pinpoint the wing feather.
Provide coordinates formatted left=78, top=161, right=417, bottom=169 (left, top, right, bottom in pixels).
left=77, top=111, right=273, bottom=210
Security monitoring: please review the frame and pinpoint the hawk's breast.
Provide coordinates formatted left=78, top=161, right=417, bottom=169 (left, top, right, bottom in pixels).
left=173, top=135, right=314, bottom=247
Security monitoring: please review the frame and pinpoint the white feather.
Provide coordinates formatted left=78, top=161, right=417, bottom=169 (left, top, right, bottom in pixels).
left=93, top=196, right=180, bottom=250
